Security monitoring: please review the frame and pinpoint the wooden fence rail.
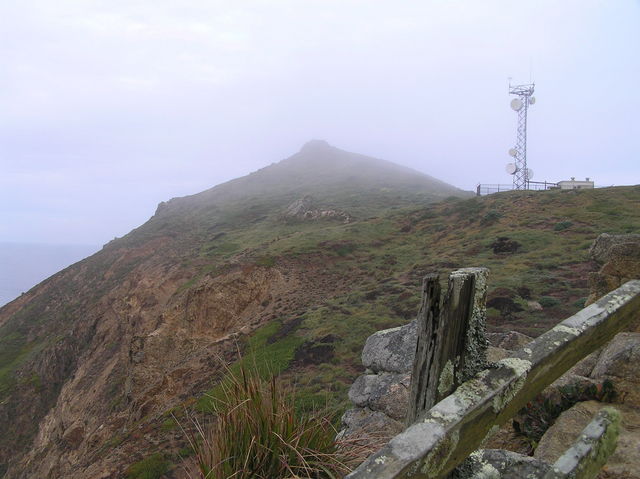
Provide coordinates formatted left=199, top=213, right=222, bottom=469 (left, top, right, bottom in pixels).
left=346, top=278, right=640, bottom=479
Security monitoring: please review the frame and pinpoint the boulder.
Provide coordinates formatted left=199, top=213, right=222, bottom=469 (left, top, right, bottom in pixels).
left=361, top=320, right=417, bottom=374
left=587, top=233, right=640, bottom=306
left=494, top=331, right=532, bottom=351
left=590, top=233, right=640, bottom=265
left=590, top=332, right=640, bottom=406
left=337, top=407, right=404, bottom=444
left=534, top=400, right=640, bottom=479
left=283, top=195, right=353, bottom=223
left=455, top=449, right=551, bottom=477
left=486, top=331, right=531, bottom=350
left=486, top=346, right=512, bottom=363
left=348, top=373, right=411, bottom=421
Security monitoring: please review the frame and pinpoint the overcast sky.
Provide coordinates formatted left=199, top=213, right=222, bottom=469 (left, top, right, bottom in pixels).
left=1, top=0, right=639, bottom=246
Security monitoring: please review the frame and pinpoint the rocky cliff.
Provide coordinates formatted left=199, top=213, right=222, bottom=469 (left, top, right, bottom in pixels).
left=0, top=142, right=466, bottom=478
left=0, top=149, right=638, bottom=477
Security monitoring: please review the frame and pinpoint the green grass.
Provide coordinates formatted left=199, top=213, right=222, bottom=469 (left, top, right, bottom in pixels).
left=196, top=320, right=304, bottom=412
left=0, top=330, right=48, bottom=400
left=125, top=454, right=170, bottom=479
left=2, top=181, right=639, bottom=474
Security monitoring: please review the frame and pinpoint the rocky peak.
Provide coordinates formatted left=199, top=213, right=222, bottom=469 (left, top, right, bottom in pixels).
left=299, top=139, right=332, bottom=154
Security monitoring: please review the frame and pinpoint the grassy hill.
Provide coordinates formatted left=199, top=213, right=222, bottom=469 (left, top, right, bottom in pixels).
left=0, top=140, right=637, bottom=477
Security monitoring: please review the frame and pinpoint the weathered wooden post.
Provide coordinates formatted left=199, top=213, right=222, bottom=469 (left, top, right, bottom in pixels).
left=407, top=268, right=489, bottom=424
left=346, top=280, right=640, bottom=479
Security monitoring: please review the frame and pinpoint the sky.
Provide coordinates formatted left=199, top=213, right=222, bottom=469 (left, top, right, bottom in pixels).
left=1, top=0, right=639, bottom=247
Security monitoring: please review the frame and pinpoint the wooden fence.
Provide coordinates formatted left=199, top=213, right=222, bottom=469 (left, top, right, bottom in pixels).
left=346, top=269, right=640, bottom=479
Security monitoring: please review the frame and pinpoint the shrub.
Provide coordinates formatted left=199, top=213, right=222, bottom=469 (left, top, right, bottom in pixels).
left=181, top=365, right=349, bottom=479
left=554, top=220, right=573, bottom=231
left=573, top=297, right=587, bottom=309
left=539, top=296, right=561, bottom=308
left=126, top=454, right=170, bottom=479
left=481, top=209, right=503, bottom=225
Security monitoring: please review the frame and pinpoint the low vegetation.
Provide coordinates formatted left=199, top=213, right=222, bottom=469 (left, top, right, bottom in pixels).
left=183, top=364, right=350, bottom=479
left=512, top=379, right=616, bottom=452
left=125, top=453, right=170, bottom=479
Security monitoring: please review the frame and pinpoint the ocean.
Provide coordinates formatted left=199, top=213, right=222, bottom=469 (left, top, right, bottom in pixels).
left=0, top=242, right=99, bottom=307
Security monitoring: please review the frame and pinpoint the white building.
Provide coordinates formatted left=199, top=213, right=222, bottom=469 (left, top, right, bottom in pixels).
left=557, top=177, right=594, bottom=190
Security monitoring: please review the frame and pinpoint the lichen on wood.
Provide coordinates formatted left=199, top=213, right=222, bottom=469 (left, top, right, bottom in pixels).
left=346, top=280, right=640, bottom=479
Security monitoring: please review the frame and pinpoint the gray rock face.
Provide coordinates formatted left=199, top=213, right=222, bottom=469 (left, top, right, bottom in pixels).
left=534, top=401, right=640, bottom=479
left=283, top=195, right=353, bottom=223
left=338, top=408, right=404, bottom=442
left=587, top=233, right=640, bottom=306
left=455, top=449, right=551, bottom=478
left=348, top=373, right=411, bottom=421
left=590, top=233, right=640, bottom=265
left=339, top=321, right=416, bottom=445
left=486, top=331, right=532, bottom=351
left=590, top=332, right=640, bottom=405
left=591, top=332, right=640, bottom=380
left=361, top=320, right=417, bottom=373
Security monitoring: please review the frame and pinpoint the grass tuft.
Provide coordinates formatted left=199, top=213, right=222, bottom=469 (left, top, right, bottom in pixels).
left=180, top=364, right=350, bottom=479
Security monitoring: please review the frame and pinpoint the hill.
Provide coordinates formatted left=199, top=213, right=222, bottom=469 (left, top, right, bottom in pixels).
left=0, top=142, right=638, bottom=478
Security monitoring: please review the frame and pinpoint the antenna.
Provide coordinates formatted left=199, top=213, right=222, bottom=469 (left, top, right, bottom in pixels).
left=507, top=81, right=535, bottom=189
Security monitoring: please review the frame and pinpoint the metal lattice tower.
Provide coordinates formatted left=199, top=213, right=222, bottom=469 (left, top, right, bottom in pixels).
left=508, top=83, right=535, bottom=190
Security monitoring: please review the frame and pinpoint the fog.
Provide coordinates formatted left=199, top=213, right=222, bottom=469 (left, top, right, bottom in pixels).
left=1, top=0, right=639, bottom=246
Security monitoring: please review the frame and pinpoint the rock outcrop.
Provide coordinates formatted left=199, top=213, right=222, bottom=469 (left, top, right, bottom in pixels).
left=338, top=320, right=530, bottom=444
left=341, top=232, right=640, bottom=475
left=338, top=321, right=416, bottom=442
left=283, top=195, right=352, bottom=223
left=587, top=233, right=640, bottom=305
left=535, top=401, right=640, bottom=479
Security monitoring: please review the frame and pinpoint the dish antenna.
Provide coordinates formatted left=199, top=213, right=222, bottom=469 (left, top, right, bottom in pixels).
left=508, top=148, right=517, bottom=157
left=505, top=163, right=517, bottom=175
left=527, top=168, right=534, bottom=180
left=510, top=98, right=523, bottom=111
left=529, top=96, right=536, bottom=105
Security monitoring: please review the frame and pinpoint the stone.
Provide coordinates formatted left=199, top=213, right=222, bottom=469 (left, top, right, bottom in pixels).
left=567, top=349, right=601, bottom=377
left=337, top=407, right=404, bottom=444
left=534, top=400, right=640, bottom=479
left=348, top=373, right=411, bottom=421
left=282, top=195, right=352, bottom=223
left=61, top=425, right=85, bottom=449
left=455, top=449, right=551, bottom=478
left=486, top=346, right=511, bottom=363
left=361, top=320, right=417, bottom=374
left=486, top=331, right=533, bottom=351
left=590, top=332, right=640, bottom=406
left=535, top=401, right=602, bottom=464
left=590, top=233, right=640, bottom=265
left=481, top=423, right=532, bottom=456
left=495, top=331, right=532, bottom=351
left=527, top=300, right=543, bottom=311
left=587, top=233, right=640, bottom=306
